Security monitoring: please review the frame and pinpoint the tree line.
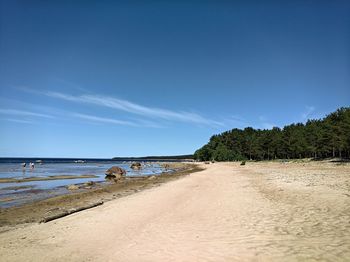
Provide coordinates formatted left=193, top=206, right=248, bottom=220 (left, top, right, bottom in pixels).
left=112, top=155, right=194, bottom=160
left=194, top=107, right=350, bottom=161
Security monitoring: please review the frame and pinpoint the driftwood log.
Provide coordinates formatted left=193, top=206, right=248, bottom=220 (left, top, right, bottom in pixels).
left=40, top=201, right=104, bottom=223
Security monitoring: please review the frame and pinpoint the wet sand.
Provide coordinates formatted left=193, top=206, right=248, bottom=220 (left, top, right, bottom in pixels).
left=0, top=174, right=98, bottom=183
left=0, top=161, right=349, bottom=261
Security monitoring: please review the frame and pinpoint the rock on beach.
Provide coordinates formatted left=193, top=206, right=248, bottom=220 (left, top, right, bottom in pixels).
left=130, top=162, right=142, bottom=170
left=67, top=185, right=79, bottom=190
left=105, top=166, right=126, bottom=180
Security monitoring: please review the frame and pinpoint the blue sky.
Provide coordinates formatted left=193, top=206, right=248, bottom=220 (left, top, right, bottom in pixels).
left=0, top=0, right=349, bottom=158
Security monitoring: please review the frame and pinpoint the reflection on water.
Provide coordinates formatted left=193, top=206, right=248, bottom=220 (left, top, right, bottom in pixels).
left=0, top=161, right=168, bottom=208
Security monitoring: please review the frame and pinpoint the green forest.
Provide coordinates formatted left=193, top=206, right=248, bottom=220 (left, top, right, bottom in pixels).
left=194, top=107, right=350, bottom=161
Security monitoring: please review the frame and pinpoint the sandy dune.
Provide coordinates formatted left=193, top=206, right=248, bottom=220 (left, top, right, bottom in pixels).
left=1, top=162, right=349, bottom=261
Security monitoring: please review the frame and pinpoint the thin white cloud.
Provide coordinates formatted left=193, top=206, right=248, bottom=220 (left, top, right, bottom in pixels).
left=223, top=115, right=249, bottom=128
left=258, top=115, right=276, bottom=130
left=260, top=122, right=275, bottom=130
left=72, top=113, right=139, bottom=127
left=4, top=118, right=34, bottom=124
left=130, top=119, right=165, bottom=128
left=259, top=116, right=267, bottom=122
left=44, top=91, right=223, bottom=127
left=0, top=109, right=54, bottom=118
left=301, top=106, right=315, bottom=121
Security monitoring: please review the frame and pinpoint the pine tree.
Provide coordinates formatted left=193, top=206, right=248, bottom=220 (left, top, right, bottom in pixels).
left=193, top=107, right=350, bottom=161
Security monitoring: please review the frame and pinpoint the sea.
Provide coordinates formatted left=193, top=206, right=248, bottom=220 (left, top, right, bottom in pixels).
left=0, top=158, right=173, bottom=208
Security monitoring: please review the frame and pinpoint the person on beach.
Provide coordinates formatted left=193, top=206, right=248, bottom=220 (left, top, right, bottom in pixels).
left=21, top=163, right=26, bottom=175
left=30, top=162, right=35, bottom=169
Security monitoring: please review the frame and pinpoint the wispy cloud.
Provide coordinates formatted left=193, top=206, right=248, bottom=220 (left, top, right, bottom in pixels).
left=223, top=115, right=249, bottom=128
left=4, top=118, right=34, bottom=124
left=44, top=91, right=223, bottom=127
left=129, top=119, right=165, bottom=128
left=258, top=116, right=276, bottom=130
left=260, top=122, right=275, bottom=129
left=72, top=113, right=139, bottom=127
left=0, top=109, right=54, bottom=118
left=301, top=106, right=315, bottom=121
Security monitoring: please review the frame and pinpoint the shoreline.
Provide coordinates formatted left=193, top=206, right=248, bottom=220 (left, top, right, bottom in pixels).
left=0, top=174, right=98, bottom=183
left=0, top=163, right=203, bottom=231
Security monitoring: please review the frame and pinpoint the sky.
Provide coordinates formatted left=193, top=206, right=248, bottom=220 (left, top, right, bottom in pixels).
left=0, top=0, right=349, bottom=158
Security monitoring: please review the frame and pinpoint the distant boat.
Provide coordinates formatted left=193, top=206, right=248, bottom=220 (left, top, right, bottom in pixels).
left=74, top=160, right=85, bottom=163
left=35, top=160, right=43, bottom=165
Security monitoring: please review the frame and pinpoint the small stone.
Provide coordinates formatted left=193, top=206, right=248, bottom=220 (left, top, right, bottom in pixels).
left=84, top=181, right=95, bottom=186
left=67, top=185, right=79, bottom=190
left=130, top=162, right=142, bottom=170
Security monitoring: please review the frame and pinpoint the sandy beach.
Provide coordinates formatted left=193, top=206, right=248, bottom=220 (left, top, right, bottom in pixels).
left=0, top=161, right=349, bottom=261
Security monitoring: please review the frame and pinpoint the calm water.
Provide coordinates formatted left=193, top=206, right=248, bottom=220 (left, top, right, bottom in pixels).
left=0, top=158, right=170, bottom=208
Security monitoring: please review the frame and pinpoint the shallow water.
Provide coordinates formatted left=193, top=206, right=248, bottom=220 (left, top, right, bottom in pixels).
left=0, top=161, right=168, bottom=208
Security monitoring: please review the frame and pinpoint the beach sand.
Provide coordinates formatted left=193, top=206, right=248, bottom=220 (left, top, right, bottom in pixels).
left=0, top=161, right=349, bottom=261
left=0, top=163, right=200, bottom=228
